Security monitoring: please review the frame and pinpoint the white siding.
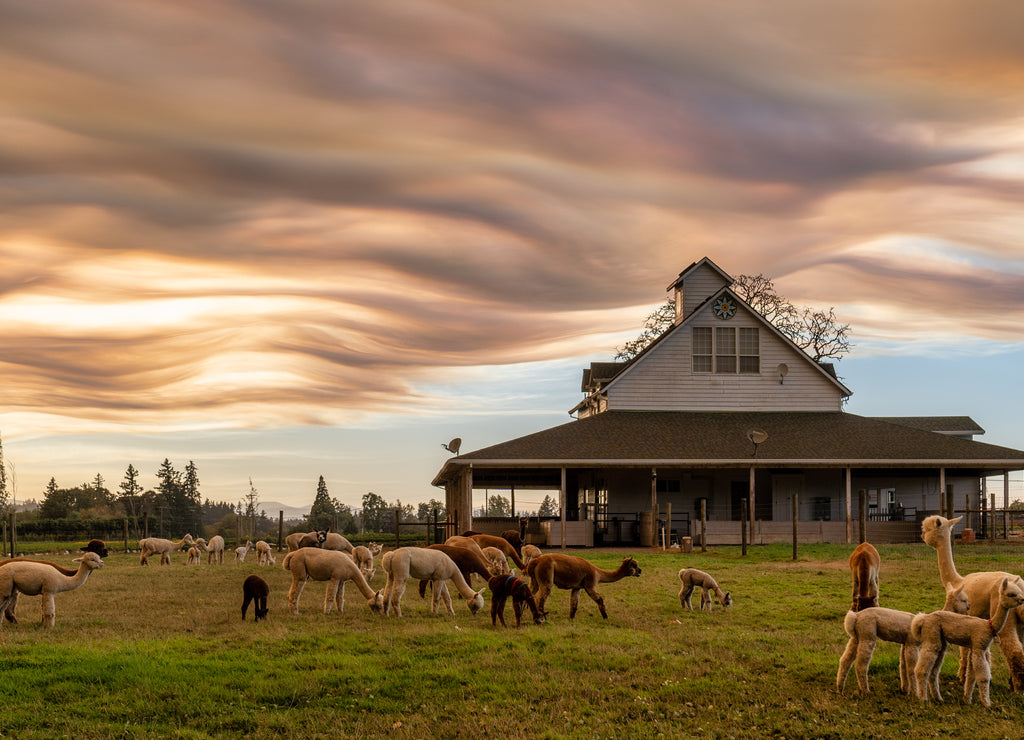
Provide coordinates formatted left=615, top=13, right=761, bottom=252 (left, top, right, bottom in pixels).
left=679, top=268, right=729, bottom=320
left=606, top=303, right=844, bottom=412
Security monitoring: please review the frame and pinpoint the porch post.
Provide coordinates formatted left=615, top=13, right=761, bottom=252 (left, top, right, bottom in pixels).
left=939, top=467, right=946, bottom=517
left=1004, top=471, right=1010, bottom=510
left=650, top=467, right=657, bottom=512
left=748, top=465, right=755, bottom=536
left=460, top=466, right=474, bottom=533
left=845, top=467, right=852, bottom=545
left=559, top=467, right=567, bottom=550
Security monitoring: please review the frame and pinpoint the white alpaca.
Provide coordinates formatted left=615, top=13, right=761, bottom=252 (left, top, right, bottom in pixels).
left=522, top=544, right=542, bottom=566
left=139, top=534, right=193, bottom=566
left=352, top=545, right=376, bottom=581
left=186, top=546, right=201, bottom=566
left=678, top=568, right=732, bottom=612
left=255, top=540, right=275, bottom=566
left=912, top=577, right=1024, bottom=706
left=482, top=546, right=511, bottom=575
left=196, top=535, right=225, bottom=565
left=382, top=547, right=485, bottom=618
left=0, top=552, right=104, bottom=628
left=837, top=583, right=969, bottom=696
left=234, top=539, right=253, bottom=563
left=282, top=547, right=383, bottom=615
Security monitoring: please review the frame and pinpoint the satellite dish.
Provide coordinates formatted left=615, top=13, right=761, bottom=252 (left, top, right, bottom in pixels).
left=777, top=363, right=789, bottom=377
left=442, top=437, right=462, bottom=455
left=747, top=429, right=768, bottom=445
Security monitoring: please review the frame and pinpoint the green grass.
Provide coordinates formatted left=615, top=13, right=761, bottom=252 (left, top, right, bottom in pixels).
left=2, top=542, right=1024, bottom=738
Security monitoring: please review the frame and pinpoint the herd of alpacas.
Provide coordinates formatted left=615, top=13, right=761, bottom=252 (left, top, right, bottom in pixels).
left=5, top=516, right=1024, bottom=709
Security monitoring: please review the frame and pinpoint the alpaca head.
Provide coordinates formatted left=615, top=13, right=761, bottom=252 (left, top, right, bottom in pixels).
left=369, top=590, right=384, bottom=615
left=921, top=515, right=962, bottom=549
left=81, top=539, right=109, bottom=558
left=314, top=530, right=328, bottom=547
left=621, top=557, right=642, bottom=577
left=1000, top=578, right=1024, bottom=611
left=73, top=552, right=104, bottom=571
left=468, top=588, right=485, bottom=615
left=943, top=582, right=970, bottom=613
left=720, top=591, right=733, bottom=608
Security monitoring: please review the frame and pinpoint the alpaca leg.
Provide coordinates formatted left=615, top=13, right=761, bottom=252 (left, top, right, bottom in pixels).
left=383, top=574, right=395, bottom=616
left=512, top=598, right=524, bottom=628
left=679, top=584, right=694, bottom=611
left=392, top=579, right=408, bottom=618
left=569, top=588, right=582, bottom=619
left=585, top=586, right=608, bottom=619
left=324, top=579, right=340, bottom=614
left=491, top=593, right=506, bottom=626
left=438, top=582, right=455, bottom=616
left=837, top=636, right=859, bottom=694
left=900, top=643, right=919, bottom=696
left=535, top=584, right=552, bottom=616
left=998, top=618, right=1024, bottom=693
left=853, top=637, right=876, bottom=694
left=242, top=593, right=253, bottom=620
left=700, top=588, right=711, bottom=612
left=42, top=594, right=56, bottom=628
left=915, top=645, right=941, bottom=701
left=287, top=578, right=306, bottom=615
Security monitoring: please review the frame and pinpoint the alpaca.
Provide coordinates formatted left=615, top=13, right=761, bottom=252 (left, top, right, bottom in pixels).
left=255, top=540, right=275, bottom=566
left=241, top=574, right=269, bottom=622
left=285, top=530, right=328, bottom=552
left=849, top=542, right=880, bottom=612
left=525, top=554, right=641, bottom=620
left=0, top=557, right=80, bottom=624
left=322, top=531, right=354, bottom=554
left=443, top=536, right=496, bottom=571
left=80, top=539, right=109, bottom=558
left=500, top=529, right=524, bottom=556
left=522, top=544, right=542, bottom=566
left=837, top=583, right=970, bottom=696
left=488, top=574, right=544, bottom=627
left=417, top=544, right=495, bottom=598
left=282, top=547, right=383, bottom=616
left=912, top=577, right=1024, bottom=706
left=921, top=514, right=1024, bottom=692
left=139, top=534, right=193, bottom=566
left=352, top=545, right=375, bottom=580
left=186, top=546, right=201, bottom=565
left=196, top=535, right=225, bottom=565
left=234, top=539, right=253, bottom=563
left=678, top=568, right=732, bottom=612
left=0, top=552, right=104, bottom=628
left=482, top=546, right=511, bottom=575
left=381, top=547, right=485, bottom=618
left=466, top=534, right=526, bottom=571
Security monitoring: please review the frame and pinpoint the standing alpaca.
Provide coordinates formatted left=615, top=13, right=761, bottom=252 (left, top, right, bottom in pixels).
left=186, top=546, right=201, bottom=565
left=482, top=546, right=511, bottom=575
left=678, top=568, right=732, bottom=612
left=241, top=574, right=270, bottom=622
left=417, top=544, right=496, bottom=599
left=488, top=574, right=544, bottom=627
left=381, top=547, right=485, bottom=618
left=525, top=554, right=641, bottom=620
left=522, top=544, right=542, bottom=566
left=196, top=535, right=225, bottom=565
left=0, top=558, right=79, bottom=624
left=921, top=514, right=1024, bottom=692
left=139, top=534, right=193, bottom=566
left=234, top=540, right=253, bottom=563
left=912, top=577, right=1024, bottom=706
left=352, top=545, right=375, bottom=580
left=282, top=547, right=383, bottom=616
left=285, top=530, right=328, bottom=552
left=837, top=583, right=970, bottom=696
left=849, top=542, right=880, bottom=612
left=0, top=552, right=104, bottom=628
left=255, top=540, right=275, bottom=566
left=443, top=535, right=495, bottom=569
left=322, top=532, right=355, bottom=554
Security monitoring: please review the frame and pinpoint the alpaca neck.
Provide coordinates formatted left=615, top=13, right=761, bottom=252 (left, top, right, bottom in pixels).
left=988, top=600, right=1014, bottom=637
left=597, top=564, right=631, bottom=583
left=62, top=565, right=93, bottom=592
left=351, top=570, right=377, bottom=600
left=932, top=533, right=963, bottom=587
left=448, top=570, right=476, bottom=600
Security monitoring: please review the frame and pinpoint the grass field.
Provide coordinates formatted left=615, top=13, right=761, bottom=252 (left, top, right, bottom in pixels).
left=2, top=541, right=1024, bottom=739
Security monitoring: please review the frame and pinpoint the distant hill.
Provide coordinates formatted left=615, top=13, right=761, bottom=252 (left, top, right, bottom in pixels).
left=260, top=501, right=310, bottom=520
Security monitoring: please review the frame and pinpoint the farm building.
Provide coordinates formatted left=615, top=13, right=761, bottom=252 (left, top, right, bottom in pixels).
left=432, top=257, right=1024, bottom=545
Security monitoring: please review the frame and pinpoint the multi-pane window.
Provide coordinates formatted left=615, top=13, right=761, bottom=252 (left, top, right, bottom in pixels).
left=692, top=326, right=760, bottom=374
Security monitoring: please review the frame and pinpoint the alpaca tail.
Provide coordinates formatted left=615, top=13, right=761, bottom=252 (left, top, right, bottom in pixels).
left=843, top=609, right=858, bottom=637
left=282, top=551, right=294, bottom=570
left=908, top=613, right=925, bottom=643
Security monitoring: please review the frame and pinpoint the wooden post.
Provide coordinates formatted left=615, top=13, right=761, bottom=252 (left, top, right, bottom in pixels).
left=845, top=467, right=852, bottom=545
left=664, top=502, right=672, bottom=550
left=394, top=508, right=401, bottom=550
left=278, top=511, right=284, bottom=551
left=700, top=498, right=707, bottom=553
left=858, top=490, right=866, bottom=544
left=748, top=465, right=755, bottom=544
left=559, top=467, right=566, bottom=550
left=9, top=510, right=16, bottom=557
left=792, top=490, right=799, bottom=561
left=991, top=493, right=996, bottom=541
left=741, top=498, right=748, bottom=557
left=123, top=518, right=129, bottom=554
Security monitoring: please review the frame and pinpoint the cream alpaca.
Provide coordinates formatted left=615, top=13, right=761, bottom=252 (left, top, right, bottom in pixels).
left=382, top=547, right=485, bottom=618
left=234, top=539, right=253, bottom=563
left=912, top=577, right=1024, bottom=706
left=196, top=535, right=225, bottom=565
left=482, top=546, right=512, bottom=575
left=837, top=583, right=969, bottom=696
left=139, top=534, right=193, bottom=566
left=352, top=545, right=376, bottom=580
left=522, top=544, right=542, bottom=566
left=282, top=547, right=383, bottom=616
left=255, top=540, right=275, bottom=566
left=0, top=552, right=104, bottom=628
left=678, top=568, right=732, bottom=612
left=921, top=514, right=1024, bottom=692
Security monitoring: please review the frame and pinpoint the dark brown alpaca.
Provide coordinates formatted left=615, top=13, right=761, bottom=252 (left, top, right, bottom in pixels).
left=417, top=545, right=494, bottom=598
left=525, top=554, right=641, bottom=619
left=242, top=575, right=269, bottom=622
left=488, top=574, right=543, bottom=627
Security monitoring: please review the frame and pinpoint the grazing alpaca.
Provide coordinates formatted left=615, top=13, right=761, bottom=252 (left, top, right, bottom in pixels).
left=0, top=552, right=104, bottom=628
left=678, top=568, right=732, bottom=612
left=196, top=535, right=225, bottom=565
left=282, top=547, right=383, bottom=616
left=525, top=554, right=641, bottom=620
left=323, top=532, right=355, bottom=554
left=186, top=546, right=201, bottom=565
left=837, top=583, right=970, bottom=696
left=241, top=574, right=270, bottom=622
left=912, top=577, right=1024, bottom=706
left=139, top=534, right=193, bottom=566
left=234, top=540, right=253, bottom=563
left=285, top=530, right=328, bottom=552
left=849, top=542, right=880, bottom=612
left=255, top=540, right=275, bottom=566
left=467, top=534, right=526, bottom=571
left=500, top=529, right=524, bottom=556
left=417, top=544, right=496, bottom=598
left=352, top=545, right=375, bottom=580
left=921, top=514, right=1024, bottom=692
left=80, top=539, right=109, bottom=558
left=482, top=546, right=511, bottom=575
left=382, top=547, right=485, bottom=618
left=489, top=574, right=544, bottom=627
left=443, top=536, right=496, bottom=571
left=522, top=544, right=542, bottom=566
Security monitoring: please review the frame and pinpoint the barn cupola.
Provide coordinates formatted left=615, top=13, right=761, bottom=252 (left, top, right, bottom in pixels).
left=667, top=257, right=734, bottom=325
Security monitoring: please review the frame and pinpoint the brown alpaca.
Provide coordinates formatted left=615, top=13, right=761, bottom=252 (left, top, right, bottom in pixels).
left=81, top=539, right=109, bottom=558
left=418, top=545, right=494, bottom=598
left=443, top=536, right=494, bottom=568
left=499, top=529, right=523, bottom=556
left=921, top=515, right=1024, bottom=692
left=525, top=554, right=641, bottom=619
left=849, top=542, right=880, bottom=612
left=242, top=575, right=269, bottom=622
left=488, top=574, right=544, bottom=627
left=467, top=534, right=526, bottom=570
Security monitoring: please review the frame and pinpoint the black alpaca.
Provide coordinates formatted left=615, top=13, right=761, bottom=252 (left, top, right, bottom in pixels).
left=242, top=575, right=269, bottom=622
left=488, top=574, right=544, bottom=627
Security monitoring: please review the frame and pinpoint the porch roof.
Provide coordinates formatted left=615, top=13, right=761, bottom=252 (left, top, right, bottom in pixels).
left=432, top=411, right=1024, bottom=485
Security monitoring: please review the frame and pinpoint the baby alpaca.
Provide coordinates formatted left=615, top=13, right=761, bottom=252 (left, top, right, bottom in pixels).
left=522, top=544, right=542, bottom=566
left=186, top=546, right=201, bottom=565
left=678, top=568, right=731, bottom=612
left=234, top=539, right=253, bottom=563
left=255, top=540, right=275, bottom=566
left=488, top=574, right=544, bottom=628
left=241, top=574, right=269, bottom=622
left=849, top=541, right=880, bottom=612
left=912, top=577, right=1024, bottom=706
left=482, top=546, right=511, bottom=575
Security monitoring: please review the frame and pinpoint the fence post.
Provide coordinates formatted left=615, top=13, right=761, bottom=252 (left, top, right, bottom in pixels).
left=792, top=491, right=799, bottom=561
left=700, top=499, right=707, bottom=553
left=394, top=508, right=401, bottom=550
left=123, top=518, right=129, bottom=554
left=741, top=498, right=748, bottom=557
left=9, top=510, right=16, bottom=557
left=991, top=494, right=996, bottom=541
left=278, top=511, right=284, bottom=551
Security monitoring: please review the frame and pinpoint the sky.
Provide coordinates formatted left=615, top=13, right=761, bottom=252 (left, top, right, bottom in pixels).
left=2, top=1, right=1024, bottom=512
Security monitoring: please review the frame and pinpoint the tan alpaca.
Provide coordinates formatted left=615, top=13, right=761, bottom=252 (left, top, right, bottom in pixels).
left=522, top=544, right=542, bottom=566
left=139, top=534, right=193, bottom=565
left=912, top=577, right=1024, bottom=706
left=0, top=552, right=104, bottom=628
left=282, top=547, right=383, bottom=616
left=678, top=568, right=732, bottom=612
left=382, top=547, right=485, bottom=618
left=837, top=583, right=970, bottom=696
left=921, top=515, right=1024, bottom=692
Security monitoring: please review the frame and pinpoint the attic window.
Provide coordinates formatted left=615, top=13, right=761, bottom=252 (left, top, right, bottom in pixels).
left=692, top=326, right=759, bottom=374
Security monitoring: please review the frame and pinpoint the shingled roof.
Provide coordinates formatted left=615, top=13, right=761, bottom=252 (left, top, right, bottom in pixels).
left=433, top=411, right=1024, bottom=484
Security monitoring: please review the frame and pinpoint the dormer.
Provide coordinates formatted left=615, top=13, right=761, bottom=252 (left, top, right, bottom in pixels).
left=668, top=257, right=733, bottom=325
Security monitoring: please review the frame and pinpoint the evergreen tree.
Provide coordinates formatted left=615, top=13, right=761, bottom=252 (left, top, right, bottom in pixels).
left=308, top=476, right=335, bottom=530
left=361, top=491, right=390, bottom=533
left=538, top=494, right=559, bottom=518
left=417, top=498, right=446, bottom=523
left=118, top=464, right=144, bottom=536
left=40, top=477, right=73, bottom=519
left=0, top=431, right=8, bottom=516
